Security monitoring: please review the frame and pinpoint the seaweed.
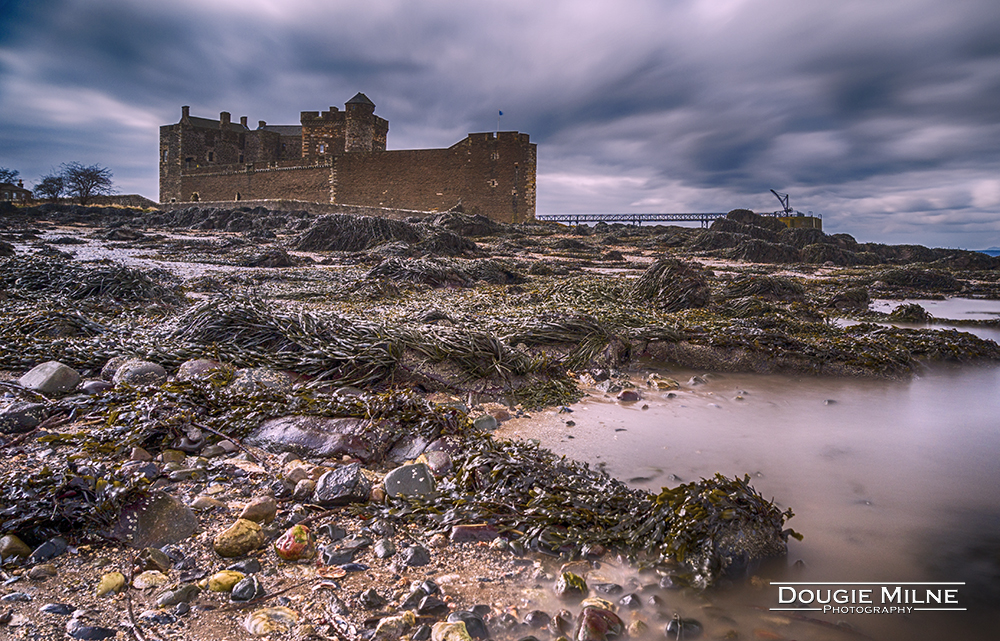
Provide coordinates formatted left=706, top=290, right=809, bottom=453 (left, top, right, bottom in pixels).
left=632, top=258, right=711, bottom=312
left=368, top=434, right=794, bottom=588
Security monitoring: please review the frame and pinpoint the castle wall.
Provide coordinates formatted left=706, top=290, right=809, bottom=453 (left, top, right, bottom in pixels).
left=175, top=159, right=334, bottom=203
left=160, top=100, right=534, bottom=221
left=334, top=132, right=535, bottom=223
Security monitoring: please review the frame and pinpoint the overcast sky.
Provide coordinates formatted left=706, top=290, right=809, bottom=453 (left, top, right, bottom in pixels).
left=2, top=0, right=1000, bottom=248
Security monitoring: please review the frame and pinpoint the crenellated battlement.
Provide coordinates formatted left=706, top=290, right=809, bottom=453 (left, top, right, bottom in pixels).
left=159, top=94, right=535, bottom=222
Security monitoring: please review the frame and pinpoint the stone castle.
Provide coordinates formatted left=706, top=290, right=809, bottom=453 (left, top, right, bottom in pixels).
left=159, top=93, right=536, bottom=223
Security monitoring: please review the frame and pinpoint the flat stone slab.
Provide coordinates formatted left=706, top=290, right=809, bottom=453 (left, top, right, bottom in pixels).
left=247, top=415, right=381, bottom=461
left=110, top=491, right=199, bottom=549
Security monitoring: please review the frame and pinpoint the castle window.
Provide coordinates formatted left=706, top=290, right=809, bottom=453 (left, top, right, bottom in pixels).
left=239, top=154, right=244, bottom=163
left=162, top=149, right=168, bottom=162
left=318, top=143, right=327, bottom=154
left=488, top=179, right=499, bottom=188
left=185, top=157, right=193, bottom=168
left=492, top=152, right=499, bottom=161
left=208, top=151, right=214, bottom=162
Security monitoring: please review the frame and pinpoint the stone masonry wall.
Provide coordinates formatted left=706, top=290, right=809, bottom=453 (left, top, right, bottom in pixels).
left=176, top=160, right=334, bottom=203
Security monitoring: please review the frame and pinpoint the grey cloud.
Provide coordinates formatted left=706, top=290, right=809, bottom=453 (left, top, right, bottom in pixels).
left=2, top=0, right=1000, bottom=248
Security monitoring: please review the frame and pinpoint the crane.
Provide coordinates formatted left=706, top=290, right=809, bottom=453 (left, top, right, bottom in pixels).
left=770, top=189, right=794, bottom=215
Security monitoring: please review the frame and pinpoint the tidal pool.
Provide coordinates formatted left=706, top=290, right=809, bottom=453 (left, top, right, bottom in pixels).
left=499, top=364, right=1000, bottom=640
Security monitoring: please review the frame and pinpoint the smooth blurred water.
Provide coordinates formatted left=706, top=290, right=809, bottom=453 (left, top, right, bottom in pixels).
left=499, top=364, right=1000, bottom=640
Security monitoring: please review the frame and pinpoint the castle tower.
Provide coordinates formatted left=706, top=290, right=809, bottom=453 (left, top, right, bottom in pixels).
left=344, top=93, right=387, bottom=153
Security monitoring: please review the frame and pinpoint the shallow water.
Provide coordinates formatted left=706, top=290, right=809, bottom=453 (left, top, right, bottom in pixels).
left=871, top=297, right=1000, bottom=322
left=499, top=365, right=1000, bottom=640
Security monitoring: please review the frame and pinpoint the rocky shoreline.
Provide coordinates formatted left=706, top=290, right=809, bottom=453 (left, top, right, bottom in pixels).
left=1, top=202, right=999, bottom=640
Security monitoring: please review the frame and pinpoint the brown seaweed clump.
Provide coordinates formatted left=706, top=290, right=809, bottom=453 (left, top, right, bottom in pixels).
left=632, top=258, right=711, bottom=312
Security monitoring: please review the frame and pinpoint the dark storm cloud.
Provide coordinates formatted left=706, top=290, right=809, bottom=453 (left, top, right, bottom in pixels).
left=2, top=0, right=1000, bottom=247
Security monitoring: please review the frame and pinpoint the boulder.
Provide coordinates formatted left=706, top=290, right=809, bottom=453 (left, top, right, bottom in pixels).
left=18, top=361, right=80, bottom=395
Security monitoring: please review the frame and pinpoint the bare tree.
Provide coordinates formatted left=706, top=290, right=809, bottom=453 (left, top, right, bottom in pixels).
left=0, top=167, right=19, bottom=184
left=61, top=162, right=114, bottom=206
left=34, top=173, right=66, bottom=202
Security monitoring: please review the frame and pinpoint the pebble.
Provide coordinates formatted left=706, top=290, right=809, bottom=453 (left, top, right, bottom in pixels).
left=313, top=463, right=372, bottom=506
left=80, top=380, right=113, bottom=395
left=176, top=358, right=227, bottom=381
left=138, top=610, right=176, bottom=625
left=417, top=595, right=450, bottom=616
left=244, top=606, right=298, bottom=635
left=554, top=571, right=588, bottom=600
left=100, top=356, right=129, bottom=381
left=619, top=593, right=642, bottom=609
left=373, top=611, right=416, bottom=640
left=28, top=536, right=68, bottom=564
left=360, top=587, right=387, bottom=609
left=40, top=602, right=75, bottom=615
left=431, top=621, right=473, bottom=641
left=473, top=414, right=498, bottom=431
left=524, top=610, right=550, bottom=628
left=240, top=495, right=278, bottom=524
left=132, top=571, right=169, bottom=590
left=293, top=478, right=317, bottom=501
left=95, top=572, right=126, bottom=597
left=616, top=389, right=641, bottom=402
left=191, top=496, right=227, bottom=510
left=66, top=621, right=118, bottom=640
left=136, top=547, right=172, bottom=573
left=0, top=401, right=47, bottom=434
left=384, top=462, right=435, bottom=498
left=374, top=537, right=396, bottom=559
left=214, top=518, right=266, bottom=557
left=447, top=611, right=489, bottom=639
left=665, top=615, right=703, bottom=639
left=0, top=535, right=32, bottom=559
left=231, top=575, right=266, bottom=602
left=208, top=570, right=246, bottom=592
left=112, top=359, right=168, bottom=386
left=274, top=524, right=316, bottom=561
left=156, top=583, right=201, bottom=607
left=227, top=558, right=262, bottom=574
left=28, top=564, right=58, bottom=580
left=400, top=545, right=431, bottom=566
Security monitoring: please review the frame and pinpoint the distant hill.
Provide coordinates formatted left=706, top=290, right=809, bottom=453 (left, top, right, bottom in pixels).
left=978, top=247, right=1000, bottom=256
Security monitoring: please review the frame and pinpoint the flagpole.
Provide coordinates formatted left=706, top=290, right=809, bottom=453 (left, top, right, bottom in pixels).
left=497, top=110, right=501, bottom=135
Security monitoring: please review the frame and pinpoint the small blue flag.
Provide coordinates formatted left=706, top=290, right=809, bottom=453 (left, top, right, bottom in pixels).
left=499, top=110, right=503, bottom=116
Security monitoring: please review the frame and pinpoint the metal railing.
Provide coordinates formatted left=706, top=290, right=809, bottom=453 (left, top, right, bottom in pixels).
left=534, top=212, right=729, bottom=227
